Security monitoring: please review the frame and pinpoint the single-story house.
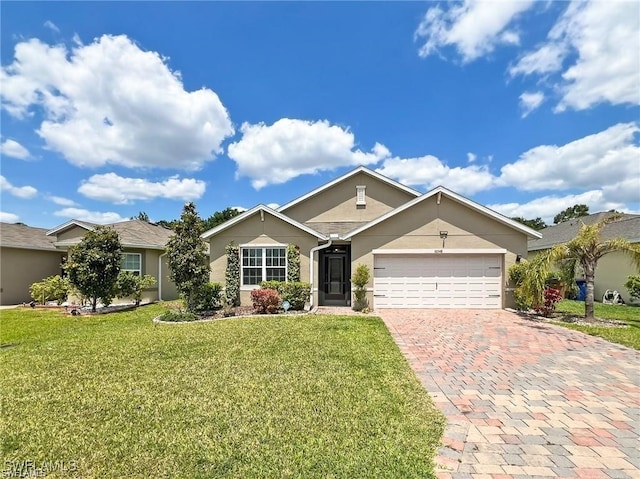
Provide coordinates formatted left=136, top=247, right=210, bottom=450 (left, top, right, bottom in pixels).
left=528, top=212, right=640, bottom=304
left=202, top=167, right=541, bottom=309
left=0, top=219, right=179, bottom=305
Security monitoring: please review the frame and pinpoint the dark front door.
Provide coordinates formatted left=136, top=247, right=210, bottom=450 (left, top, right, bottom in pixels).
left=320, top=246, right=350, bottom=306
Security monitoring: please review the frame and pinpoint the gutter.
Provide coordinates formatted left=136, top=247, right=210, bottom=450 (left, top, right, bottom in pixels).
left=308, top=238, right=334, bottom=308
left=158, top=251, right=168, bottom=301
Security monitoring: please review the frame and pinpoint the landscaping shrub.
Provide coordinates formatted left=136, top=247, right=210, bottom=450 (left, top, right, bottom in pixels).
left=29, top=275, right=70, bottom=305
left=157, top=309, right=199, bottom=322
left=624, top=275, right=640, bottom=302
left=351, top=264, right=371, bottom=311
left=225, top=242, right=240, bottom=306
left=259, top=281, right=311, bottom=310
left=251, top=288, right=281, bottom=314
left=115, top=272, right=156, bottom=306
left=508, top=262, right=533, bottom=311
left=286, top=244, right=301, bottom=282
left=533, top=287, right=563, bottom=317
left=191, top=282, right=223, bottom=311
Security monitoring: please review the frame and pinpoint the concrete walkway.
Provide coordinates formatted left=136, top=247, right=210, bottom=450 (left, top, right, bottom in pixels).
left=379, top=309, right=640, bottom=479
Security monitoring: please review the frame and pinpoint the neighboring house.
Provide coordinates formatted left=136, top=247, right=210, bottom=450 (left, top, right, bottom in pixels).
left=0, top=219, right=179, bottom=305
left=528, top=213, right=640, bottom=304
left=0, top=223, right=65, bottom=305
left=202, top=167, right=541, bottom=309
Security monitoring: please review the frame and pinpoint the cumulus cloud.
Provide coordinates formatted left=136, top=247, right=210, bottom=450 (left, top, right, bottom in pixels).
left=414, top=0, right=535, bottom=62
left=498, top=122, right=640, bottom=193
left=376, top=155, right=495, bottom=195
left=227, top=118, right=391, bottom=189
left=0, top=211, right=20, bottom=223
left=1, top=139, right=30, bottom=159
left=0, top=175, right=37, bottom=198
left=510, top=1, right=640, bottom=111
left=47, top=195, right=77, bottom=206
left=519, top=91, right=545, bottom=118
left=78, top=173, right=206, bottom=204
left=489, top=190, right=632, bottom=225
left=53, top=207, right=126, bottom=224
left=0, top=34, right=234, bottom=169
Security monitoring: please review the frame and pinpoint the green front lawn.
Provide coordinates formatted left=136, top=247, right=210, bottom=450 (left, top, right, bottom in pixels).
left=554, top=300, right=640, bottom=350
left=0, top=305, right=444, bottom=478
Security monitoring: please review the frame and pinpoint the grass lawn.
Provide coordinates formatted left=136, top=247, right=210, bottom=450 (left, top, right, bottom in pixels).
left=0, top=305, right=444, bottom=478
left=554, top=300, right=640, bottom=350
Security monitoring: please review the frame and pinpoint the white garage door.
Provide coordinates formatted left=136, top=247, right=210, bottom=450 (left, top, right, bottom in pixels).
left=374, top=254, right=502, bottom=309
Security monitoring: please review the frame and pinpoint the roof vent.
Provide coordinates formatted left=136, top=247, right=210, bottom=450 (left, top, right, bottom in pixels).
left=356, top=185, right=366, bottom=206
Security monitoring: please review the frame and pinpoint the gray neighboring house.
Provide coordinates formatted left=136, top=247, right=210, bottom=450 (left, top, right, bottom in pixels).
left=0, top=219, right=179, bottom=305
left=528, top=212, right=640, bottom=303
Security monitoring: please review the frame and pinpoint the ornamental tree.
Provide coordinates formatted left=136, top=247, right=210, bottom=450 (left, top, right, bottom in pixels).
left=65, top=226, right=123, bottom=312
left=166, top=202, right=210, bottom=312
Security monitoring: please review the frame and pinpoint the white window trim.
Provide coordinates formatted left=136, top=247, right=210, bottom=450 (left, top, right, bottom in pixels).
left=356, top=185, right=366, bottom=205
left=121, top=252, right=142, bottom=275
left=239, top=244, right=288, bottom=289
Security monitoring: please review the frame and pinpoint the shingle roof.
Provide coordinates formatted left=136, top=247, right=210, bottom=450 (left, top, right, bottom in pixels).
left=0, top=222, right=58, bottom=251
left=528, top=213, right=640, bottom=251
left=109, top=220, right=173, bottom=249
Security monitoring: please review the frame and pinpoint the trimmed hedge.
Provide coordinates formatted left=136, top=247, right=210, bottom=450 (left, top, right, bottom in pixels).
left=259, top=281, right=311, bottom=310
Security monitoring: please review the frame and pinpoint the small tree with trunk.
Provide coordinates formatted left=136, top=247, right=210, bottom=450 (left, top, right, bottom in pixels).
left=65, top=226, right=123, bottom=312
left=166, top=202, right=210, bottom=312
left=520, top=215, right=640, bottom=320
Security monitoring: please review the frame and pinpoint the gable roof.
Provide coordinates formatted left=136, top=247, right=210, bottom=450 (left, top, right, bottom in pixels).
left=528, top=212, right=640, bottom=251
left=201, top=204, right=327, bottom=240
left=277, top=166, right=421, bottom=213
left=48, top=219, right=173, bottom=250
left=342, top=185, right=542, bottom=240
left=0, top=222, right=58, bottom=251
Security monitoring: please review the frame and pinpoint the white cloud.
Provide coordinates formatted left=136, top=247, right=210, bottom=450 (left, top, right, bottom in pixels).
left=0, top=175, right=37, bottom=198
left=511, top=1, right=640, bottom=111
left=227, top=118, right=391, bottom=189
left=519, top=91, right=545, bottom=118
left=43, top=21, right=60, bottom=33
left=467, top=152, right=477, bottom=163
left=489, top=190, right=631, bottom=224
left=229, top=206, right=248, bottom=213
left=47, top=195, right=77, bottom=206
left=414, top=0, right=535, bottom=62
left=1, top=34, right=234, bottom=169
left=1, top=139, right=30, bottom=159
left=78, top=173, right=206, bottom=204
left=376, top=155, right=495, bottom=195
left=0, top=211, right=20, bottom=223
left=53, top=207, right=126, bottom=224
left=499, top=122, right=640, bottom=200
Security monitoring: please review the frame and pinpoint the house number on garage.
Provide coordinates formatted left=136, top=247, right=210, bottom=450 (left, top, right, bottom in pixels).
left=434, top=249, right=443, bottom=253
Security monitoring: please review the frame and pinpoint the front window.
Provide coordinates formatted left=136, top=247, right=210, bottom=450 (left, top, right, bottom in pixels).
left=121, top=253, right=141, bottom=276
left=242, top=247, right=286, bottom=285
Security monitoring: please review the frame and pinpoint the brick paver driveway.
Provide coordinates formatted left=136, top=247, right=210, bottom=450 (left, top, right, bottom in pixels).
left=379, top=309, right=640, bottom=479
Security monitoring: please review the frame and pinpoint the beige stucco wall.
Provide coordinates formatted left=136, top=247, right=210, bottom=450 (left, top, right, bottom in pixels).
left=350, top=195, right=528, bottom=309
left=56, top=225, right=91, bottom=242
left=283, top=172, right=417, bottom=224
left=208, top=212, right=319, bottom=306
left=0, top=247, right=64, bottom=305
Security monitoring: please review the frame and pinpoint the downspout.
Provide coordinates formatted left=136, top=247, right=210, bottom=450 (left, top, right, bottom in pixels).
left=158, top=252, right=167, bottom=301
left=309, top=239, right=333, bottom=308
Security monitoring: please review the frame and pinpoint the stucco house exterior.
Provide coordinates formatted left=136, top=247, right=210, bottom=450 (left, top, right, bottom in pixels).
left=202, top=167, right=541, bottom=309
left=528, top=213, right=640, bottom=304
left=0, top=219, right=179, bottom=305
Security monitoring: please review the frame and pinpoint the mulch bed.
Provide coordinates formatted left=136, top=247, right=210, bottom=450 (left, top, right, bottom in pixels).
left=511, top=309, right=627, bottom=328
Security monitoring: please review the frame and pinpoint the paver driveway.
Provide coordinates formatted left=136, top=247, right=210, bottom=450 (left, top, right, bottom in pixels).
left=379, top=309, right=640, bottom=479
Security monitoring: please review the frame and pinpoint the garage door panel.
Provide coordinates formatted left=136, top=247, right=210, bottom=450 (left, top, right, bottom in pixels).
left=374, top=254, right=502, bottom=309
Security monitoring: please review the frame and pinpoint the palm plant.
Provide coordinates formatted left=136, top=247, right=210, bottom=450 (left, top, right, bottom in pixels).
left=521, top=215, right=640, bottom=320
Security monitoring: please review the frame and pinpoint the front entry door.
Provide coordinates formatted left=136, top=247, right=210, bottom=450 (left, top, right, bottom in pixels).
left=320, top=247, right=350, bottom=306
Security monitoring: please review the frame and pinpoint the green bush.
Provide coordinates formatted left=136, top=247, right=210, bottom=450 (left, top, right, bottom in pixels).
left=191, top=282, right=223, bottom=311
left=624, top=275, right=640, bottom=301
left=286, top=244, right=301, bottom=282
left=29, top=275, right=70, bottom=305
left=508, top=262, right=533, bottom=311
left=259, top=281, right=311, bottom=310
left=351, top=264, right=371, bottom=311
left=157, top=310, right=199, bottom=322
left=115, top=273, right=157, bottom=306
left=225, top=242, right=240, bottom=306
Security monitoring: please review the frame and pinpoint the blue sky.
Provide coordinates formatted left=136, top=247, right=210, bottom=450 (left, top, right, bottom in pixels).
left=1, top=1, right=638, bottom=229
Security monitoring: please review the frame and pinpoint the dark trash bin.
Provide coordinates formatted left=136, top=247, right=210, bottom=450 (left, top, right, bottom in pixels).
left=576, top=280, right=586, bottom=301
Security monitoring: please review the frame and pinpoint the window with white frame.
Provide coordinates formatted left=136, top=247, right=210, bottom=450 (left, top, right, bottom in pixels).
left=121, top=253, right=142, bottom=276
left=356, top=185, right=366, bottom=205
left=241, top=246, right=286, bottom=285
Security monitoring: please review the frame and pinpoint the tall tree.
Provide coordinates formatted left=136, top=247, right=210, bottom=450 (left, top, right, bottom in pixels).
left=202, top=207, right=241, bottom=232
left=131, top=211, right=150, bottom=222
left=521, top=215, right=640, bottom=320
left=553, top=204, right=589, bottom=224
left=65, top=226, right=123, bottom=312
left=511, top=216, right=547, bottom=231
left=166, top=202, right=210, bottom=312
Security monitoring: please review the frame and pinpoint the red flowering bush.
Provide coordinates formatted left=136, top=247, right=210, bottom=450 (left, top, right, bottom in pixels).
left=251, top=288, right=281, bottom=314
left=533, top=287, right=563, bottom=317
